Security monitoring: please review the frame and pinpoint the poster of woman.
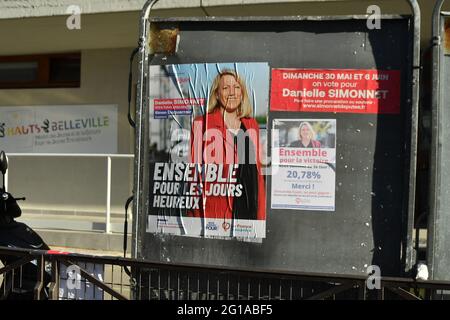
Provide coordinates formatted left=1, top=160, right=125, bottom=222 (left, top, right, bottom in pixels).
left=271, top=119, right=336, bottom=211
left=147, top=62, right=270, bottom=239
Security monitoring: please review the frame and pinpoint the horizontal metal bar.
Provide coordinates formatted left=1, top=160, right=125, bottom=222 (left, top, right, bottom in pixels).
left=0, top=246, right=58, bottom=256
left=6, top=153, right=134, bottom=158
left=149, top=14, right=410, bottom=23
left=0, top=247, right=37, bottom=256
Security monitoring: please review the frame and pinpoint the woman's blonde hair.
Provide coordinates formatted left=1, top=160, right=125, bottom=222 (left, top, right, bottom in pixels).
left=207, top=69, right=253, bottom=118
left=298, top=122, right=316, bottom=140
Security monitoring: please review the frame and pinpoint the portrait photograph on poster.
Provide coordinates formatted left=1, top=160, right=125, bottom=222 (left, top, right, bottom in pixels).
left=147, top=62, right=270, bottom=240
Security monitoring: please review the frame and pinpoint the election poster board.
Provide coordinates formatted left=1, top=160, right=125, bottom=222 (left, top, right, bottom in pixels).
left=147, top=62, right=270, bottom=240
left=137, top=17, right=416, bottom=279
left=0, top=105, right=118, bottom=154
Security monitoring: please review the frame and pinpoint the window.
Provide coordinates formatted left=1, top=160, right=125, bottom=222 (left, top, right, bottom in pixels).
left=0, top=53, right=81, bottom=89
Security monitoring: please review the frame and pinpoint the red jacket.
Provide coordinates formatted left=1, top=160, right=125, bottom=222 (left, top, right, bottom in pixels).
left=189, top=108, right=266, bottom=220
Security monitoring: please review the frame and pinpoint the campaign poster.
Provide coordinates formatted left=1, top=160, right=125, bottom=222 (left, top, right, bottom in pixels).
left=147, top=62, right=270, bottom=240
left=0, top=105, right=118, bottom=154
left=271, top=119, right=336, bottom=211
left=270, top=69, right=401, bottom=114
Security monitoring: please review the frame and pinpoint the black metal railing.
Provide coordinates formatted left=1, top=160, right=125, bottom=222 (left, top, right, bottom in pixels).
left=1, top=246, right=450, bottom=300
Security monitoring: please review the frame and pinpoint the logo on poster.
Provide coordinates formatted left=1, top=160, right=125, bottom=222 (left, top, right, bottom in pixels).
left=222, top=222, right=231, bottom=231
left=234, top=224, right=253, bottom=233
left=206, top=222, right=218, bottom=231
left=156, top=217, right=180, bottom=229
left=157, top=218, right=168, bottom=227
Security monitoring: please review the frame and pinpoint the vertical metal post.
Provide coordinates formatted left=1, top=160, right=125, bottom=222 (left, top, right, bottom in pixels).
left=402, top=0, right=421, bottom=273
left=378, top=287, right=385, bottom=300
left=106, top=156, right=112, bottom=234
left=358, top=281, right=367, bottom=300
left=132, top=0, right=159, bottom=259
left=49, top=258, right=60, bottom=300
left=34, top=255, right=45, bottom=300
left=428, top=0, right=446, bottom=281
left=4, top=154, right=8, bottom=192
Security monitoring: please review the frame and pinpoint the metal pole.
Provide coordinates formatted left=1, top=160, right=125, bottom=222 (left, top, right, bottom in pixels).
left=402, top=0, right=421, bottom=274
left=132, top=0, right=159, bottom=259
left=34, top=255, right=45, bottom=300
left=49, top=259, right=60, bottom=300
left=106, top=156, right=112, bottom=234
left=4, top=155, right=8, bottom=192
left=428, top=0, right=446, bottom=280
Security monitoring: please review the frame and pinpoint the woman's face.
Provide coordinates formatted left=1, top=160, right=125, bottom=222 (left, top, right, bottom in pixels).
left=300, top=125, right=311, bottom=141
left=217, top=74, right=242, bottom=112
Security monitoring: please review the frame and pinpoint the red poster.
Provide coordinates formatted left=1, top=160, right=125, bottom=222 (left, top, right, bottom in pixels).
left=270, top=69, right=401, bottom=114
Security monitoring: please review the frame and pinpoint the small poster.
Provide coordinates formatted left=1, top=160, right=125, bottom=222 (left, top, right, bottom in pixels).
left=270, top=69, right=401, bottom=114
left=271, top=119, right=336, bottom=211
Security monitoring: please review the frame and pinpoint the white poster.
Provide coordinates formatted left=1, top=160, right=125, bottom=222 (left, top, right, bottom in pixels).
left=271, top=119, right=336, bottom=211
left=0, top=105, right=118, bottom=154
